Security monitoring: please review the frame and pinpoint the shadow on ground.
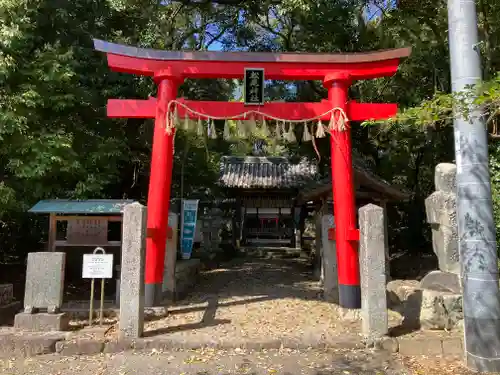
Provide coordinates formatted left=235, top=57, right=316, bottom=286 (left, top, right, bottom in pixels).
left=145, top=257, right=329, bottom=336
left=174, top=257, right=323, bottom=305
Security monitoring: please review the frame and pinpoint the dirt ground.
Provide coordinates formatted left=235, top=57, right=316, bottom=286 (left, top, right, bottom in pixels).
left=142, top=257, right=402, bottom=343
left=0, top=348, right=477, bottom=375
left=0, top=256, right=477, bottom=374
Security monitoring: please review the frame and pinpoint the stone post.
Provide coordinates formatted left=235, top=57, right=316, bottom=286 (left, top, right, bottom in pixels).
left=359, top=204, right=388, bottom=344
left=293, top=207, right=302, bottom=249
left=379, top=200, right=391, bottom=282
left=322, top=214, right=338, bottom=302
left=119, top=202, right=146, bottom=338
left=313, top=203, right=323, bottom=282
left=162, top=212, right=178, bottom=302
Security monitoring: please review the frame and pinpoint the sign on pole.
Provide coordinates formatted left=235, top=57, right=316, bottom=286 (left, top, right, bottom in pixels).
left=82, top=253, right=114, bottom=279
left=244, top=68, right=265, bottom=105
left=180, top=199, right=199, bottom=260
left=83, top=248, right=113, bottom=327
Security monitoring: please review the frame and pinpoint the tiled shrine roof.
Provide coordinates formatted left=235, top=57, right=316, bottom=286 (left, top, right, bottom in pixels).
left=219, top=155, right=409, bottom=201
left=219, top=156, right=319, bottom=189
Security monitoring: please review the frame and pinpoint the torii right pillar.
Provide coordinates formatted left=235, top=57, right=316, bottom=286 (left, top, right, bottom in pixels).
left=325, top=73, right=361, bottom=309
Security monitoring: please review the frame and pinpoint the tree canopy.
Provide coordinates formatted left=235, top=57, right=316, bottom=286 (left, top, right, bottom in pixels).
left=1, top=0, right=500, bottom=259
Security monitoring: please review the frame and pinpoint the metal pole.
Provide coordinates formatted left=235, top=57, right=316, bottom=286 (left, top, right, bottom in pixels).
left=447, top=0, right=500, bottom=371
left=99, top=278, right=105, bottom=326
left=89, top=278, right=95, bottom=326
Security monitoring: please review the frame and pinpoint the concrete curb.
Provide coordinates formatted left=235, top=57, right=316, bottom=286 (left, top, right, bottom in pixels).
left=105, top=336, right=365, bottom=353
left=0, top=332, right=463, bottom=358
left=377, top=336, right=464, bottom=356
left=0, top=332, right=65, bottom=359
left=1, top=333, right=363, bottom=358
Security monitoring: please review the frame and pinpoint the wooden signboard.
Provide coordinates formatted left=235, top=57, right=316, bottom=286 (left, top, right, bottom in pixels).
left=67, top=218, right=108, bottom=245
left=244, top=68, right=265, bottom=105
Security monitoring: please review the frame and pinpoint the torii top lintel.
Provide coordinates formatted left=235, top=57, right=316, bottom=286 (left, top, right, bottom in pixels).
left=93, top=39, right=411, bottom=81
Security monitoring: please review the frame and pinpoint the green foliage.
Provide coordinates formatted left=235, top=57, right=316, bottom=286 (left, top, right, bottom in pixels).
left=363, top=72, right=500, bottom=245
left=4, top=0, right=500, bottom=260
left=490, top=143, right=500, bottom=241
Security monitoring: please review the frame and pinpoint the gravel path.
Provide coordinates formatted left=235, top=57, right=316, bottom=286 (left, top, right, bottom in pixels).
left=0, top=348, right=411, bottom=374
left=0, top=257, right=473, bottom=374
left=0, top=348, right=475, bottom=375
left=144, top=258, right=376, bottom=342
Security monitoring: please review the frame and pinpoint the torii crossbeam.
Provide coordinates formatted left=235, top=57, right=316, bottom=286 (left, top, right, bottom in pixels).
left=94, top=39, right=411, bottom=308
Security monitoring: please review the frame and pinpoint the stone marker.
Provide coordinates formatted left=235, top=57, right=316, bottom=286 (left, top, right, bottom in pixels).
left=313, top=209, right=323, bottom=282
left=420, top=270, right=461, bottom=294
left=421, top=163, right=462, bottom=317
left=378, top=200, right=391, bottom=282
left=419, top=288, right=463, bottom=330
left=15, top=252, right=69, bottom=331
left=359, top=204, right=388, bottom=344
left=424, top=163, right=459, bottom=275
left=162, top=212, right=179, bottom=302
left=119, top=202, right=146, bottom=338
left=24, top=252, right=65, bottom=312
left=321, top=214, right=338, bottom=303
left=434, top=162, right=457, bottom=194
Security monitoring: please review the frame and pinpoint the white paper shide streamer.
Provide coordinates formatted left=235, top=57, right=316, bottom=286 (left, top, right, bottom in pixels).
left=163, top=99, right=350, bottom=142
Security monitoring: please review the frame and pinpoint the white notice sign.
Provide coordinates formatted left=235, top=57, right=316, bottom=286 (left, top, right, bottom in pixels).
left=82, top=254, right=114, bottom=279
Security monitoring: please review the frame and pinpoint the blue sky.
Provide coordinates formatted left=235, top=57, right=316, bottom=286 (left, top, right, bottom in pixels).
left=364, top=0, right=397, bottom=21
left=206, top=0, right=397, bottom=100
left=207, top=40, right=223, bottom=52
left=207, top=1, right=396, bottom=52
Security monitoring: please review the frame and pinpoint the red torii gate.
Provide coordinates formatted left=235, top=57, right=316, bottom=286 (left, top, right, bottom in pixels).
left=94, top=39, right=410, bottom=308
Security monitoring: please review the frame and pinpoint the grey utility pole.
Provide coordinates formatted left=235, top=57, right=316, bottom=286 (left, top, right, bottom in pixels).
left=447, top=0, right=500, bottom=372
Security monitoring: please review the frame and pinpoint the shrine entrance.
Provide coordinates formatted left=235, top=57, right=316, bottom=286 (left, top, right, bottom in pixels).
left=94, top=39, right=411, bottom=308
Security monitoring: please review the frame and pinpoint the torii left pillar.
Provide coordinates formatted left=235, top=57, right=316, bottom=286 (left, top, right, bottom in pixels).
left=325, top=73, right=360, bottom=308
left=144, top=74, right=181, bottom=306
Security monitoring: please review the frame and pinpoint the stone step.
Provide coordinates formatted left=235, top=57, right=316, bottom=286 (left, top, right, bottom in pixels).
left=240, top=247, right=303, bottom=259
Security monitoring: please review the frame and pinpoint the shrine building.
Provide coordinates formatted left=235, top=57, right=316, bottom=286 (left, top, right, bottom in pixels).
left=219, top=155, right=408, bottom=248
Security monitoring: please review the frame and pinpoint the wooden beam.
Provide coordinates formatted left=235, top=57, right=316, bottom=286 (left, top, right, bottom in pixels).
left=106, top=54, right=404, bottom=80
left=107, top=98, right=397, bottom=122
left=48, top=213, right=57, bottom=252
left=95, top=39, right=410, bottom=80
left=107, top=98, right=157, bottom=118
left=95, top=39, right=411, bottom=65
left=54, top=215, right=122, bottom=222
left=55, top=240, right=121, bottom=247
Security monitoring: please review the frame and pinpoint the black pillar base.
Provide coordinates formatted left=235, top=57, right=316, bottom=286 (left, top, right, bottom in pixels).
left=339, top=284, right=361, bottom=309
left=145, top=283, right=162, bottom=307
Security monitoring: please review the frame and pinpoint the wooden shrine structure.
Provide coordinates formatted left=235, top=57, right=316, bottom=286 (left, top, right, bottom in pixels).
left=220, top=155, right=409, bottom=249
left=94, top=39, right=411, bottom=308
left=29, top=199, right=133, bottom=251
